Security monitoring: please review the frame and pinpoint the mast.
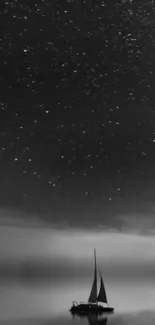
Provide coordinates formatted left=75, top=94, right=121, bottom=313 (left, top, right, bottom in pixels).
left=97, top=268, right=108, bottom=304
left=88, top=249, right=97, bottom=303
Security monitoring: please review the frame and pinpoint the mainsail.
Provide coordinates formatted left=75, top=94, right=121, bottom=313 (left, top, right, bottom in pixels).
left=97, top=269, right=108, bottom=304
left=88, top=249, right=97, bottom=303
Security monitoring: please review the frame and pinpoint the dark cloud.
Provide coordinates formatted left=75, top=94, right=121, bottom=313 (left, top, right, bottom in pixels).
left=1, top=205, right=155, bottom=236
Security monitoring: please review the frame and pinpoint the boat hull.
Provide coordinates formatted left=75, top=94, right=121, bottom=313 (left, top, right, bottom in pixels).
left=70, top=304, right=114, bottom=314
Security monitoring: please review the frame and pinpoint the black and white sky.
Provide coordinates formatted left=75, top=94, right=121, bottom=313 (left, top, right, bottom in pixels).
left=1, top=0, right=155, bottom=316
left=1, top=0, right=155, bottom=226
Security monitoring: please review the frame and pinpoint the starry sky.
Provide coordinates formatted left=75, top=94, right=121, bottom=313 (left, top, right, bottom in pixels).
left=1, top=0, right=155, bottom=228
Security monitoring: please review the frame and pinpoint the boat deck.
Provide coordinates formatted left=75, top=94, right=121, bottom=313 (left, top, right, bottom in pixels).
left=70, top=304, right=114, bottom=313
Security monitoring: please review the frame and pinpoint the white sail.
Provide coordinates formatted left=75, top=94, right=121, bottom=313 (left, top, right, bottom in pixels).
left=97, top=270, right=108, bottom=304
left=88, top=249, right=97, bottom=303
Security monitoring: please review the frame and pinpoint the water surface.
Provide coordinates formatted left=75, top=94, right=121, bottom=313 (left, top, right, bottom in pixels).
left=0, top=283, right=155, bottom=325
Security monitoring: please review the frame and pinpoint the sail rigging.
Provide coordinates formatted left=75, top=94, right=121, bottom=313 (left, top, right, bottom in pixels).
left=97, top=269, right=108, bottom=304
left=88, top=249, right=97, bottom=303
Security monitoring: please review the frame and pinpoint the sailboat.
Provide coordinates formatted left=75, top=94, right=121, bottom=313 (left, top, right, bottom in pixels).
left=70, top=249, right=114, bottom=313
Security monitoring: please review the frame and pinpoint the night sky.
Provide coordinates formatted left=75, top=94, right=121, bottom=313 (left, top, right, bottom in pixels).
left=1, top=0, right=155, bottom=228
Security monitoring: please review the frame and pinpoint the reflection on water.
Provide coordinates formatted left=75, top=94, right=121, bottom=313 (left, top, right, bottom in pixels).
left=70, top=311, right=108, bottom=325
left=2, top=311, right=155, bottom=325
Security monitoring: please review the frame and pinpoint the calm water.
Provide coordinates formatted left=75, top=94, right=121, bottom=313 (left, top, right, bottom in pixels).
left=0, top=283, right=155, bottom=325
